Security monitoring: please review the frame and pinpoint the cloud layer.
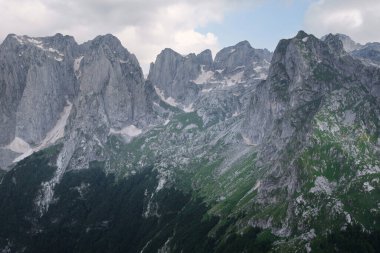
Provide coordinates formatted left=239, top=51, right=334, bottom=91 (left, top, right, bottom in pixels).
left=0, top=0, right=253, bottom=73
left=2, top=0, right=379, bottom=72
left=304, top=0, right=380, bottom=44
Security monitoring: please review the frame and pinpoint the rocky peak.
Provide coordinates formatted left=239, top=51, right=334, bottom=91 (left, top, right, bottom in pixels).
left=147, top=48, right=202, bottom=107
left=243, top=30, right=355, bottom=146
left=295, top=30, right=308, bottom=39
left=213, top=40, right=272, bottom=82
left=147, top=40, right=273, bottom=111
left=148, top=48, right=183, bottom=87
left=0, top=33, right=78, bottom=150
left=351, top=42, right=380, bottom=67
left=214, top=40, right=254, bottom=73
left=1, top=34, right=23, bottom=49
left=324, top=33, right=362, bottom=52
left=324, top=33, right=380, bottom=67
left=0, top=33, right=153, bottom=170
left=80, top=34, right=139, bottom=65
left=86, top=34, right=123, bottom=48
left=322, top=33, right=346, bottom=55
left=196, top=49, right=213, bottom=66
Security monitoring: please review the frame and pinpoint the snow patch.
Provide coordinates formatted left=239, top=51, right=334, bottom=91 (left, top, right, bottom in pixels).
left=253, top=180, right=261, bottom=191
left=15, top=36, right=66, bottom=61
left=201, top=88, right=213, bottom=93
left=193, top=65, right=214, bottom=84
left=13, top=101, right=72, bottom=163
left=156, top=177, right=167, bottom=192
left=183, top=124, right=198, bottom=131
left=183, top=103, right=194, bottom=112
left=5, top=137, right=31, bottom=154
left=48, top=47, right=64, bottom=57
left=40, top=101, right=73, bottom=148
left=225, top=71, right=244, bottom=86
left=242, top=135, right=256, bottom=146
left=345, top=212, right=352, bottom=224
left=13, top=35, right=24, bottom=44
left=27, top=38, right=44, bottom=49
left=110, top=125, right=142, bottom=137
left=230, top=48, right=236, bottom=53
left=253, top=65, right=268, bottom=79
left=74, top=56, right=84, bottom=78
left=154, top=86, right=178, bottom=107
left=302, top=37, right=309, bottom=42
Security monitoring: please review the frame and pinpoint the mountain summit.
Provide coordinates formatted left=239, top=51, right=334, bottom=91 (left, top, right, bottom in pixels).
left=0, top=31, right=380, bottom=252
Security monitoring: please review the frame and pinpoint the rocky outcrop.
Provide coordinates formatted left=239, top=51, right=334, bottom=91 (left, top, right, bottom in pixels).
left=147, top=41, right=273, bottom=111
left=213, top=40, right=272, bottom=77
left=324, top=33, right=380, bottom=68
left=242, top=31, right=368, bottom=147
left=0, top=34, right=77, bottom=146
left=0, top=34, right=153, bottom=169
left=241, top=31, right=380, bottom=211
left=147, top=49, right=209, bottom=107
left=352, top=42, right=380, bottom=67
left=61, top=34, right=153, bottom=170
left=322, top=33, right=361, bottom=52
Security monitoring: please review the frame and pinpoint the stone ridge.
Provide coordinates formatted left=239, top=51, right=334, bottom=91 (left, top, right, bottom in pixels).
left=147, top=40, right=273, bottom=108
left=0, top=33, right=153, bottom=169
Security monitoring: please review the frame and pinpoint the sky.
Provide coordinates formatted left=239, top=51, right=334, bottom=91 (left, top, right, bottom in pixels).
left=1, top=0, right=379, bottom=73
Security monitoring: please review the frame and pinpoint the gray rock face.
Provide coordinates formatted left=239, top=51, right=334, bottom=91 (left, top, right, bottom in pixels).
left=213, top=40, right=272, bottom=76
left=0, top=33, right=153, bottom=169
left=351, top=43, right=380, bottom=67
left=147, top=49, right=206, bottom=106
left=0, top=34, right=77, bottom=146
left=322, top=33, right=362, bottom=52
left=147, top=41, right=272, bottom=110
left=61, top=34, right=153, bottom=170
left=78, top=34, right=150, bottom=127
left=324, top=33, right=380, bottom=67
left=1, top=30, right=380, bottom=248
left=242, top=30, right=380, bottom=205
left=243, top=31, right=363, bottom=146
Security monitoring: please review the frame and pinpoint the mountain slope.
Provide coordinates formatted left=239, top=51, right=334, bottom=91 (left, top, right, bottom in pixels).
left=0, top=31, right=380, bottom=252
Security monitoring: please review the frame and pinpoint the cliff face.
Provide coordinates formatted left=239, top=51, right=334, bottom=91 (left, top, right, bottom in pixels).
left=242, top=31, right=378, bottom=147
left=0, top=34, right=153, bottom=169
left=147, top=41, right=273, bottom=110
left=0, top=34, right=77, bottom=146
left=1, top=31, right=380, bottom=252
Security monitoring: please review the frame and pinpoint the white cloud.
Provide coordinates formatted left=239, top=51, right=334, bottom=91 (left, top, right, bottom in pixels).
left=0, top=0, right=255, bottom=73
left=304, top=0, right=380, bottom=44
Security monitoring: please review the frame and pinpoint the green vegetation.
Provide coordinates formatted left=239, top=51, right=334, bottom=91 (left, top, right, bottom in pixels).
left=172, top=111, right=204, bottom=130
left=313, top=63, right=338, bottom=82
left=0, top=146, right=59, bottom=250
left=215, top=227, right=276, bottom=253
left=311, top=224, right=380, bottom=253
left=0, top=152, right=275, bottom=252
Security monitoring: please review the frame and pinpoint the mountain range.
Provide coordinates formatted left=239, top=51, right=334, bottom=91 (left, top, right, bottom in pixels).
left=0, top=30, right=380, bottom=252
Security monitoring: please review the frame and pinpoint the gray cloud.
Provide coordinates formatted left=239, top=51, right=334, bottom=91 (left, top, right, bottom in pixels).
left=304, top=0, right=380, bottom=44
left=0, top=0, right=256, bottom=72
